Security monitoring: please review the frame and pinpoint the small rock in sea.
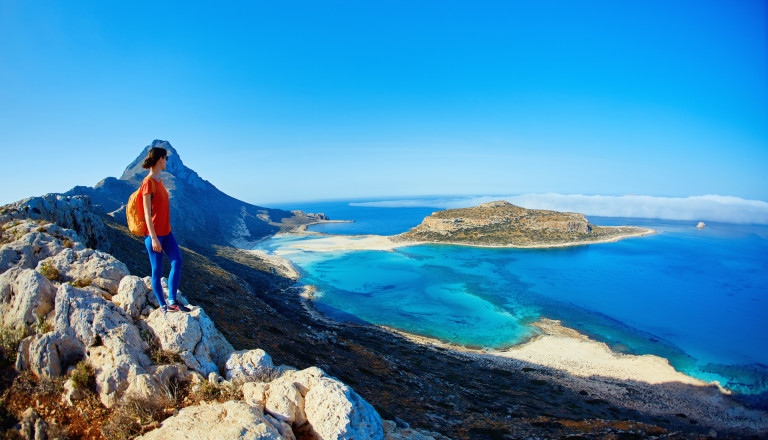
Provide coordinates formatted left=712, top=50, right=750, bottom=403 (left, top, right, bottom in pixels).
left=696, top=222, right=706, bottom=229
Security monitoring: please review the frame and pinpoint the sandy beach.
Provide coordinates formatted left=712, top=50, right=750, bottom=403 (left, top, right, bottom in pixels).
left=277, top=226, right=656, bottom=253
left=382, top=319, right=768, bottom=433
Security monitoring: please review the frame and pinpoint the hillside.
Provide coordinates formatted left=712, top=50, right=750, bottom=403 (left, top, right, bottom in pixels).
left=396, top=201, right=653, bottom=247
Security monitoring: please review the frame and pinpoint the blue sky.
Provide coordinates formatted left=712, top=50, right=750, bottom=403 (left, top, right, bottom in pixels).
left=1, top=1, right=766, bottom=206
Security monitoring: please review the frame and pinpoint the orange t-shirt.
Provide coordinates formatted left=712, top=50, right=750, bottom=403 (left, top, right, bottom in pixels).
left=140, top=177, right=172, bottom=236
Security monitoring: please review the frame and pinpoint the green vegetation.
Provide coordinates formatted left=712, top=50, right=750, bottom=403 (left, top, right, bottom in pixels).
left=33, top=315, right=52, bottom=335
left=39, top=261, right=60, bottom=281
left=70, top=361, right=95, bottom=391
left=0, top=325, right=27, bottom=367
left=69, top=277, right=92, bottom=288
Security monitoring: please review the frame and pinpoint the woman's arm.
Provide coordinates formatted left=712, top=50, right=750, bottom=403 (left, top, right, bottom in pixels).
left=143, top=193, right=162, bottom=252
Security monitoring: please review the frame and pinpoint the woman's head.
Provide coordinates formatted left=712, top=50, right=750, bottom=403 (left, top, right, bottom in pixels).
left=142, top=147, right=168, bottom=169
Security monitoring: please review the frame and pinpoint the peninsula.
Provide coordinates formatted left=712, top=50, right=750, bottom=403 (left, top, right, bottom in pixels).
left=393, top=200, right=654, bottom=248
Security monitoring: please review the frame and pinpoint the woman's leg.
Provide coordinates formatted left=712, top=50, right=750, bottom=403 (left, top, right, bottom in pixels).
left=164, top=232, right=183, bottom=305
left=145, top=235, right=166, bottom=307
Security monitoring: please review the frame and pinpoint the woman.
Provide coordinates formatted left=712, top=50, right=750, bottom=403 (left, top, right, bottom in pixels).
left=140, top=147, right=190, bottom=315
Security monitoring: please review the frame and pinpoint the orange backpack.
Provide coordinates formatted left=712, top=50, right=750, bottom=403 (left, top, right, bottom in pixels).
left=126, top=178, right=154, bottom=236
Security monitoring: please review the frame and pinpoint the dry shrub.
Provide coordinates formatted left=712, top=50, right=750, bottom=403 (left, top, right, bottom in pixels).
left=70, top=361, right=95, bottom=392
left=69, top=278, right=92, bottom=288
left=0, top=325, right=26, bottom=367
left=101, top=379, right=180, bottom=440
left=191, top=379, right=242, bottom=403
left=33, top=315, right=52, bottom=335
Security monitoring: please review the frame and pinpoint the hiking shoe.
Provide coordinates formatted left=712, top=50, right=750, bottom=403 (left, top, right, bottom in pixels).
left=167, top=303, right=191, bottom=313
left=161, top=305, right=168, bottom=317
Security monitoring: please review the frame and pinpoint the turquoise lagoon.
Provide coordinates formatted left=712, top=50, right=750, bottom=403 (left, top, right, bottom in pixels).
left=263, top=200, right=768, bottom=396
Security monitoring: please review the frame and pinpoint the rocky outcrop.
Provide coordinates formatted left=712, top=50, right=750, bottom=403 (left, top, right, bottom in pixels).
left=1, top=217, right=446, bottom=440
left=145, top=306, right=234, bottom=377
left=137, top=401, right=288, bottom=440
left=0, top=194, right=110, bottom=252
left=396, top=200, right=649, bottom=247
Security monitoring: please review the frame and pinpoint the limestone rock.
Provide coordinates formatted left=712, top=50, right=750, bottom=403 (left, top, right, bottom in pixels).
left=243, top=381, right=269, bottom=407
left=265, top=374, right=307, bottom=426
left=40, top=247, right=129, bottom=295
left=265, top=413, right=296, bottom=440
left=114, top=275, right=150, bottom=319
left=304, top=375, right=385, bottom=440
left=263, top=367, right=327, bottom=426
left=0, top=194, right=110, bottom=252
left=137, top=401, right=286, bottom=440
left=0, top=221, right=81, bottom=274
left=16, top=407, right=48, bottom=440
left=18, top=284, right=152, bottom=407
left=261, top=366, right=384, bottom=440
left=145, top=306, right=234, bottom=376
left=125, top=364, right=188, bottom=401
left=225, top=349, right=275, bottom=382
left=62, top=377, right=86, bottom=406
left=0, top=267, right=56, bottom=327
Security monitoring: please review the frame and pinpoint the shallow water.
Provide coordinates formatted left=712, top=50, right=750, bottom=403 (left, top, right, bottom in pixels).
left=264, top=201, right=768, bottom=394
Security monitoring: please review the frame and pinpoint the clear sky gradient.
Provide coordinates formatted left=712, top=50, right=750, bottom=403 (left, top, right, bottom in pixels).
left=1, top=1, right=766, bottom=206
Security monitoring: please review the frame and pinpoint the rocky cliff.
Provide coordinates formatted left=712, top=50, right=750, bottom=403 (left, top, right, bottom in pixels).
left=65, top=140, right=318, bottom=251
left=396, top=201, right=650, bottom=247
left=0, top=202, right=448, bottom=440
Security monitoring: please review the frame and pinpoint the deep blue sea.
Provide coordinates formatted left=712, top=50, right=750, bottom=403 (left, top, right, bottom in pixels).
left=264, top=199, right=768, bottom=395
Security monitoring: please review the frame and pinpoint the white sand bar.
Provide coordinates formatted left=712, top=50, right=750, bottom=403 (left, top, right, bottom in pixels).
left=384, top=319, right=768, bottom=433
left=276, top=234, right=414, bottom=253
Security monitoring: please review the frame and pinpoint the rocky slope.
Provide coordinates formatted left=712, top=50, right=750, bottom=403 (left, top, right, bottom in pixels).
left=0, top=203, right=448, bottom=440
left=65, top=140, right=320, bottom=252
left=396, top=200, right=652, bottom=247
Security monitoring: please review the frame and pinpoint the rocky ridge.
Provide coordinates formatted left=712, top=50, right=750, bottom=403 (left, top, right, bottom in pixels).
left=0, top=204, right=447, bottom=439
left=396, top=200, right=651, bottom=247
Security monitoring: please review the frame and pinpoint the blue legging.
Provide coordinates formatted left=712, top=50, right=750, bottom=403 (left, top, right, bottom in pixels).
left=145, top=232, right=182, bottom=307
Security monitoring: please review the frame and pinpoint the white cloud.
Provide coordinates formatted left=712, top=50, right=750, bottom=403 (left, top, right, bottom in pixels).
left=351, top=194, right=768, bottom=225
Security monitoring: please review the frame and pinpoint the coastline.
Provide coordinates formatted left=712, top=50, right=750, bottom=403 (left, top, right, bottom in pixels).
left=379, top=320, right=768, bottom=433
left=275, top=225, right=656, bottom=253
left=249, top=236, right=768, bottom=434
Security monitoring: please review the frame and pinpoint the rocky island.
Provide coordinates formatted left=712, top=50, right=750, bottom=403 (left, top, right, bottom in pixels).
left=394, top=200, right=654, bottom=248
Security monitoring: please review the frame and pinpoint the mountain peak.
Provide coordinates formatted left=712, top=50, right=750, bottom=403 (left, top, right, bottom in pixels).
left=120, top=140, right=185, bottom=182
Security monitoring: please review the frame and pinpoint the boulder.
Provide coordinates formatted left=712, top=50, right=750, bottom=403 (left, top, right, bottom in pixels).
left=136, top=401, right=286, bottom=440
left=260, top=366, right=384, bottom=440
left=263, top=367, right=327, bottom=426
left=113, top=275, right=150, bottom=319
left=145, top=306, right=234, bottom=376
left=18, top=284, right=152, bottom=407
left=225, top=349, right=275, bottom=382
left=15, top=407, right=48, bottom=440
left=124, top=364, right=188, bottom=401
left=0, top=267, right=56, bottom=327
left=40, top=247, right=129, bottom=295
left=304, top=376, right=385, bottom=440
